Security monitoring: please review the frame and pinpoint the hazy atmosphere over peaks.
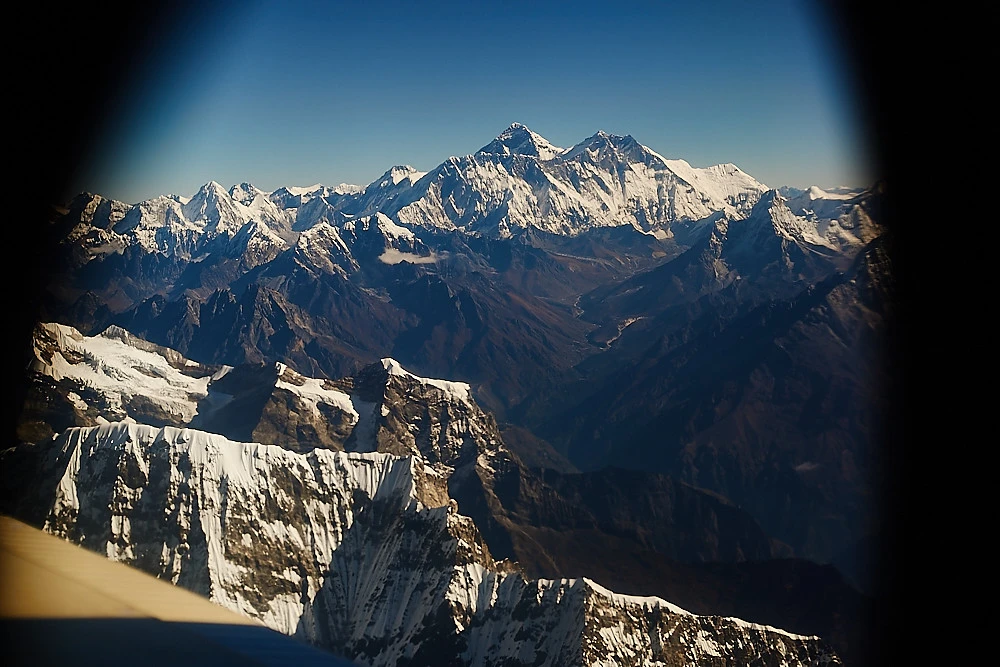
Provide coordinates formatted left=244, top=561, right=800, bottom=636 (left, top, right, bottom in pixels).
left=78, top=0, right=873, bottom=205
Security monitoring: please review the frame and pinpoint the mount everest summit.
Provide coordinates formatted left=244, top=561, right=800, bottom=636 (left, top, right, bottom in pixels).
left=6, top=124, right=889, bottom=665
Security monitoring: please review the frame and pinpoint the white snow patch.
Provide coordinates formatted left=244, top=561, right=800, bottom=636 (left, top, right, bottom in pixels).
left=66, top=392, right=88, bottom=411
left=275, top=366, right=358, bottom=422
left=373, top=212, right=415, bottom=240
left=381, top=359, right=471, bottom=402
left=285, top=184, right=325, bottom=196
left=34, top=323, right=211, bottom=424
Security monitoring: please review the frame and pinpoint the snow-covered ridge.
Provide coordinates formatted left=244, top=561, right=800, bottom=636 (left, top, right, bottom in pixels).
left=291, top=220, right=358, bottom=276
left=382, top=358, right=472, bottom=402
left=749, top=190, right=834, bottom=247
left=286, top=210, right=435, bottom=276
left=29, top=322, right=221, bottom=426
left=275, top=362, right=359, bottom=425
left=101, top=179, right=295, bottom=258
left=780, top=184, right=883, bottom=247
left=370, top=211, right=414, bottom=240
left=31, top=420, right=839, bottom=666
left=728, top=188, right=880, bottom=252
left=661, top=156, right=767, bottom=208
left=579, top=577, right=815, bottom=641
left=26, top=323, right=488, bottom=464
left=286, top=184, right=325, bottom=196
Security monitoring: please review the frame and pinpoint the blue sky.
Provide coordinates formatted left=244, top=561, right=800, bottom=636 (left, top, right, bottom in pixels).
left=79, top=0, right=874, bottom=204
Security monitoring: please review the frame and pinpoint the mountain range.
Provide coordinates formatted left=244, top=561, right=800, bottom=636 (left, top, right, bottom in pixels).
left=6, top=124, right=891, bottom=665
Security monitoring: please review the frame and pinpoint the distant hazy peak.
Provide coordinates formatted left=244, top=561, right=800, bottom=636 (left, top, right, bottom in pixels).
left=371, top=165, right=426, bottom=189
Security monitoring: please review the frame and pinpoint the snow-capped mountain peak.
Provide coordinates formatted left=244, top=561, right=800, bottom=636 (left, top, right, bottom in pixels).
left=805, top=185, right=856, bottom=201
left=228, top=182, right=265, bottom=206
left=182, top=181, right=245, bottom=228
left=292, top=220, right=357, bottom=276
left=191, top=180, right=230, bottom=201
left=477, top=123, right=564, bottom=161
left=380, top=125, right=774, bottom=236
left=735, top=189, right=831, bottom=248
left=780, top=184, right=883, bottom=248
left=562, top=129, right=643, bottom=162
left=377, top=165, right=425, bottom=188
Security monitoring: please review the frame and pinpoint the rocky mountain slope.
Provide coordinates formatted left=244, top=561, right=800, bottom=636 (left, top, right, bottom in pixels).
left=16, top=323, right=781, bottom=568
left=526, top=232, right=894, bottom=585
left=11, top=323, right=871, bottom=662
left=4, top=419, right=839, bottom=666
